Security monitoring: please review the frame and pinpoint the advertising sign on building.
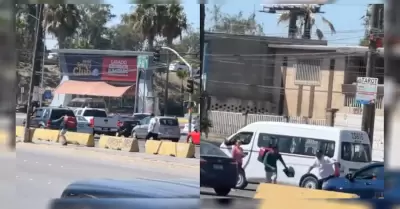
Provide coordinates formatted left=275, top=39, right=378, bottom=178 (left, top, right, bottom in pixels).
left=101, top=57, right=137, bottom=82
left=63, top=54, right=102, bottom=80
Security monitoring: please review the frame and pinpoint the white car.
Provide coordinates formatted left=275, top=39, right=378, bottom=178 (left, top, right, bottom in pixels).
left=181, top=123, right=197, bottom=135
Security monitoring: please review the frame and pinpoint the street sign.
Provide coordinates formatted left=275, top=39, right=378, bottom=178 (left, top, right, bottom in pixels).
left=137, top=55, right=149, bottom=70
left=355, top=77, right=378, bottom=105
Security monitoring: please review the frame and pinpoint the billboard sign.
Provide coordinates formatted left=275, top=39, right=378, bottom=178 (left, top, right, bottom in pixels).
left=63, top=54, right=102, bottom=80
left=101, top=57, right=137, bottom=82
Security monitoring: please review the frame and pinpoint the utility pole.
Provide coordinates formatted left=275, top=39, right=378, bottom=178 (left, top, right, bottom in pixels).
left=24, top=4, right=44, bottom=143
left=163, top=50, right=170, bottom=115
left=361, top=4, right=381, bottom=145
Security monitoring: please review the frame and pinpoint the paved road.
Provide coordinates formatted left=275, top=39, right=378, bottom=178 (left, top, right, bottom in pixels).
left=200, top=183, right=257, bottom=199
left=0, top=150, right=15, bottom=209
left=16, top=113, right=200, bottom=158
left=16, top=143, right=199, bottom=209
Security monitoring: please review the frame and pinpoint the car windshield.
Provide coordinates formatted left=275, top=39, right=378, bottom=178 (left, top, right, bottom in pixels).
left=200, top=142, right=228, bottom=157
left=51, top=109, right=75, bottom=119
left=341, top=142, right=372, bottom=163
left=159, top=118, right=179, bottom=126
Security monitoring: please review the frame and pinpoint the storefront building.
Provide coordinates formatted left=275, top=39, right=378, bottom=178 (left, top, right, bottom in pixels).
left=51, top=49, right=156, bottom=114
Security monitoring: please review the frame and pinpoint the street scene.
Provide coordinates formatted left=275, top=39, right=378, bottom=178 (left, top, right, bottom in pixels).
left=200, top=2, right=385, bottom=200
left=15, top=3, right=200, bottom=208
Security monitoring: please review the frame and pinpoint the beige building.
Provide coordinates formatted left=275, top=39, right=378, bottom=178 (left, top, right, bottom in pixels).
left=269, top=44, right=384, bottom=119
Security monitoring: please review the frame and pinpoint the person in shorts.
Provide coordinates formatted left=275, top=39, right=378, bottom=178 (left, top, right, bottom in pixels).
left=145, top=113, right=160, bottom=140
left=52, top=114, right=68, bottom=146
left=307, top=149, right=338, bottom=189
left=263, top=145, right=288, bottom=184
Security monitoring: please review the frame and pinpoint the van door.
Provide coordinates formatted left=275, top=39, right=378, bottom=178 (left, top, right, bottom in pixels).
left=219, top=131, right=255, bottom=167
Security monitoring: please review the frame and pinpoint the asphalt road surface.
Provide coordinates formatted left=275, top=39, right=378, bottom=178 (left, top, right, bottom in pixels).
left=16, top=143, right=199, bottom=209
left=0, top=150, right=15, bottom=209
left=16, top=113, right=200, bottom=158
left=200, top=184, right=257, bottom=199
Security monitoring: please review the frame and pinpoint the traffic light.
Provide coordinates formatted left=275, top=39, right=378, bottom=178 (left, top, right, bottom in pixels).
left=153, top=49, right=160, bottom=62
left=186, top=78, right=194, bottom=93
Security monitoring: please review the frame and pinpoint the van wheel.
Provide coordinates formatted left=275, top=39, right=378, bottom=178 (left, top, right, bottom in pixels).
left=300, top=176, right=318, bottom=189
left=214, top=188, right=231, bottom=196
left=236, top=169, right=248, bottom=189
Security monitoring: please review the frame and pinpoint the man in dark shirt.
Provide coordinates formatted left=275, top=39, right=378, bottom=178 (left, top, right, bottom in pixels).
left=263, top=145, right=288, bottom=184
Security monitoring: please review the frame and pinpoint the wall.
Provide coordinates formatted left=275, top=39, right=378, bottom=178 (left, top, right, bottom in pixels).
left=205, top=32, right=327, bottom=115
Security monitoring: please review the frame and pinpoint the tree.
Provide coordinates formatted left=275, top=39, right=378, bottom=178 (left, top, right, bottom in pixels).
left=207, top=5, right=264, bottom=35
left=63, top=5, right=115, bottom=49
left=43, top=4, right=81, bottom=49
left=277, top=5, right=336, bottom=40
left=161, top=4, right=188, bottom=46
left=106, top=14, right=144, bottom=50
left=176, top=69, right=188, bottom=110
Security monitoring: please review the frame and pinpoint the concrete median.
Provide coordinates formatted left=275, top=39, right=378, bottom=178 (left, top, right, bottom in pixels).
left=64, top=132, right=95, bottom=147
left=32, top=128, right=58, bottom=142
left=98, top=135, right=139, bottom=152
left=146, top=140, right=195, bottom=158
left=254, top=183, right=358, bottom=199
left=16, top=126, right=35, bottom=142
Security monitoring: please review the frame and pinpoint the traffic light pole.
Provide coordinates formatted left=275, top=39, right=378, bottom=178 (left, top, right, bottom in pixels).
left=161, top=46, right=193, bottom=132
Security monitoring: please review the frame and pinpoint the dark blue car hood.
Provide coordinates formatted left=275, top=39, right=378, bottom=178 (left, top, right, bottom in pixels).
left=323, top=177, right=352, bottom=189
left=61, top=178, right=200, bottom=198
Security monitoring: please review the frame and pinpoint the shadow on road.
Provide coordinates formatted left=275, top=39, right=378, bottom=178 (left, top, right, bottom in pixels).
left=200, top=191, right=249, bottom=199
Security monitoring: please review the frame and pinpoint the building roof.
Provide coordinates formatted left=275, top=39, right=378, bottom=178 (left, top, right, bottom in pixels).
left=268, top=44, right=384, bottom=56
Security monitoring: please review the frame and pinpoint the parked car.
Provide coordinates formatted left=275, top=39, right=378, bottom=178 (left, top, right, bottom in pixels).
left=28, top=107, right=77, bottom=132
left=74, top=108, right=118, bottom=136
left=322, top=162, right=384, bottom=199
left=132, top=113, right=151, bottom=120
left=200, top=141, right=238, bottom=196
left=117, top=120, right=141, bottom=137
left=76, top=115, right=93, bottom=134
left=131, top=116, right=181, bottom=142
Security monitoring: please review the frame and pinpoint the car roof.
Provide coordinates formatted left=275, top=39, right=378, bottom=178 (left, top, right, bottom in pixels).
left=156, top=116, right=178, bottom=120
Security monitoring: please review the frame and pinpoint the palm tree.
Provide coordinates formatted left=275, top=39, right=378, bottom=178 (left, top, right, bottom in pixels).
left=161, top=4, right=188, bottom=46
left=176, top=69, right=189, bottom=112
left=277, top=5, right=336, bottom=40
left=130, top=4, right=165, bottom=51
left=42, top=4, right=81, bottom=49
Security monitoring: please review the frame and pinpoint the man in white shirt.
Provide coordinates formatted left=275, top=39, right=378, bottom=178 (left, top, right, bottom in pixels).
left=146, top=113, right=160, bottom=140
left=307, top=149, right=338, bottom=189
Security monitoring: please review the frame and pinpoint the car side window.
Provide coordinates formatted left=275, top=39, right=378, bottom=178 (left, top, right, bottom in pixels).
left=42, top=109, right=50, bottom=118
left=354, top=165, right=383, bottom=180
left=229, top=132, right=253, bottom=145
left=141, top=117, right=151, bottom=125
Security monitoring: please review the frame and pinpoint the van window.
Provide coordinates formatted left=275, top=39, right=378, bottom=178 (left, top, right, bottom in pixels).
left=229, top=132, right=253, bottom=145
left=341, top=142, right=371, bottom=163
left=257, top=133, right=335, bottom=157
left=67, top=101, right=84, bottom=108
left=50, top=109, right=75, bottom=120
left=159, top=118, right=178, bottom=126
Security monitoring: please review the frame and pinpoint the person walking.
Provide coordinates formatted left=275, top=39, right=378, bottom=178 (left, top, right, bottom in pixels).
left=52, top=114, right=69, bottom=146
left=306, top=149, right=338, bottom=189
left=263, top=145, right=288, bottom=184
left=145, top=113, right=159, bottom=140
left=232, top=139, right=247, bottom=189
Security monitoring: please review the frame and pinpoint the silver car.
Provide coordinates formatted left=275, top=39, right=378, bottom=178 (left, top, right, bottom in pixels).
left=131, top=116, right=181, bottom=142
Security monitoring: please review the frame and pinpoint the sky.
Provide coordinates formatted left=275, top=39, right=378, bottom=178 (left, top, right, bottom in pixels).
left=45, top=0, right=382, bottom=49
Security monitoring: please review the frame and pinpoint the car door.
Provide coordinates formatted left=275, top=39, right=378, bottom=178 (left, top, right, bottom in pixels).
left=135, top=117, right=151, bottom=138
left=346, top=165, right=384, bottom=199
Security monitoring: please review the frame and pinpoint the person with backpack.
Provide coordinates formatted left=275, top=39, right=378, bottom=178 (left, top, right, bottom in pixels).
left=262, top=145, right=288, bottom=184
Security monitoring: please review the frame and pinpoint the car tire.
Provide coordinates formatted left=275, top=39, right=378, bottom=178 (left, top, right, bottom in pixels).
left=214, top=188, right=231, bottom=196
left=236, top=169, right=248, bottom=189
left=300, top=176, right=319, bottom=189
left=171, top=138, right=180, bottom=143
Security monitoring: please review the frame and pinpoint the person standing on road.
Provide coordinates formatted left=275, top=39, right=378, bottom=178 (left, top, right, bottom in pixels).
left=232, top=140, right=245, bottom=170
left=306, top=149, right=338, bottom=189
left=263, top=145, right=288, bottom=184
left=145, top=113, right=160, bottom=140
left=52, top=114, right=68, bottom=146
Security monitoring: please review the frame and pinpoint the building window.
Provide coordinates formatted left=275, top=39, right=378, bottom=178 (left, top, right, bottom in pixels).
left=294, top=59, right=321, bottom=85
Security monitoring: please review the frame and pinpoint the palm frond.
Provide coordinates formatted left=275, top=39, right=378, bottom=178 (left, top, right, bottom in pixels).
left=277, top=12, right=291, bottom=25
left=316, top=28, right=324, bottom=40
left=321, top=16, right=336, bottom=34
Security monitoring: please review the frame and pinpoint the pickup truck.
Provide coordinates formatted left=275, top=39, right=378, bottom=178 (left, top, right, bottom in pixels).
left=73, top=108, right=118, bottom=135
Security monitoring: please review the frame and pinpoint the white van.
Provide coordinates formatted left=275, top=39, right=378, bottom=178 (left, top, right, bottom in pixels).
left=219, top=122, right=372, bottom=189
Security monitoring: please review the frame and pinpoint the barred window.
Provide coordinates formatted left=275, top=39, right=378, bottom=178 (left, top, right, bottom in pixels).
left=294, top=59, right=322, bottom=85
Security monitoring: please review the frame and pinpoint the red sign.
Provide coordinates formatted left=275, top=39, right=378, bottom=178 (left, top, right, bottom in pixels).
left=101, top=57, right=137, bottom=82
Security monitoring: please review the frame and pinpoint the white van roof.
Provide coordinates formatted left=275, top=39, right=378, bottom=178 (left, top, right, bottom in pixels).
left=243, top=121, right=363, bottom=132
